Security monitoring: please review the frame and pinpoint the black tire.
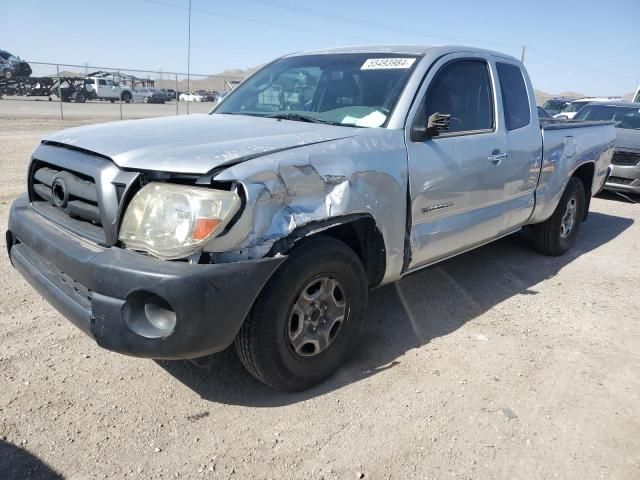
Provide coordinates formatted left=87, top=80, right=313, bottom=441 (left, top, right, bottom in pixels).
left=74, top=91, right=86, bottom=103
left=110, top=99, right=115, bottom=103
left=3, top=69, right=12, bottom=80
left=235, top=236, right=368, bottom=391
left=531, top=177, right=586, bottom=256
left=121, top=91, right=132, bottom=103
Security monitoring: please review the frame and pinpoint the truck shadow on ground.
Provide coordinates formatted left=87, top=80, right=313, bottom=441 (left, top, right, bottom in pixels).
left=596, top=190, right=638, bottom=204
left=0, top=440, right=63, bottom=480
left=157, top=211, right=633, bottom=406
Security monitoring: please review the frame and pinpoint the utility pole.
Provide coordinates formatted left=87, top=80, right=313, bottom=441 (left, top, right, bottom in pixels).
left=520, top=45, right=526, bottom=64
left=186, top=0, right=192, bottom=114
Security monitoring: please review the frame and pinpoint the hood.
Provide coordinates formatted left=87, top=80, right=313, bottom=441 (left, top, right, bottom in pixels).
left=44, top=114, right=358, bottom=174
left=614, top=127, right=640, bottom=151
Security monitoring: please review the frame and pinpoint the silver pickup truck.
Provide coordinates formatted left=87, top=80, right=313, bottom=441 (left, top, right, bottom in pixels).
left=6, top=45, right=615, bottom=391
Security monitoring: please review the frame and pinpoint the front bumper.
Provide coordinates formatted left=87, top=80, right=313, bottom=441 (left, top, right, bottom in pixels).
left=7, top=195, right=284, bottom=359
left=605, top=164, right=640, bottom=194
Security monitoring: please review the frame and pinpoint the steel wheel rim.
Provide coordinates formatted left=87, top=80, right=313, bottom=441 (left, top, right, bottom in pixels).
left=287, top=275, right=348, bottom=357
left=560, top=196, right=577, bottom=239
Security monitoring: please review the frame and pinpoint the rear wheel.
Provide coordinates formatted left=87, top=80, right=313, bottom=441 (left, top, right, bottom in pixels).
left=121, top=91, right=132, bottom=103
left=74, top=91, right=87, bottom=103
left=531, top=177, right=586, bottom=256
left=235, top=236, right=368, bottom=391
left=3, top=69, right=12, bottom=80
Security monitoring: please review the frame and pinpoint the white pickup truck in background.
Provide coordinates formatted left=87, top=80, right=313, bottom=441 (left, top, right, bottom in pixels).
left=80, top=76, right=134, bottom=103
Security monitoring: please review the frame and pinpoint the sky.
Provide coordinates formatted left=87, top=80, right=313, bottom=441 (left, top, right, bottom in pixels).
left=3, top=0, right=640, bottom=95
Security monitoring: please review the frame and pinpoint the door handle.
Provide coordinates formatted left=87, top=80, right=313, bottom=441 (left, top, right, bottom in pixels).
left=488, top=152, right=507, bottom=165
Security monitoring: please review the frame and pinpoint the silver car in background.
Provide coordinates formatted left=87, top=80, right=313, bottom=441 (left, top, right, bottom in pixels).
left=542, top=97, right=574, bottom=116
left=574, top=101, right=640, bottom=194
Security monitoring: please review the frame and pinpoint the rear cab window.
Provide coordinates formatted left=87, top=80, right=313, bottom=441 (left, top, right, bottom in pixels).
left=496, top=62, right=531, bottom=130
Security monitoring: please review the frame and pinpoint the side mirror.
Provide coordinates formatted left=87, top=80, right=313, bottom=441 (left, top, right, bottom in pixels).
left=411, top=112, right=451, bottom=141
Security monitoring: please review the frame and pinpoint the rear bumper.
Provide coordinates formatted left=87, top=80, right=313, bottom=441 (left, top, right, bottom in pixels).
left=605, top=164, right=640, bottom=194
left=7, top=194, right=284, bottom=359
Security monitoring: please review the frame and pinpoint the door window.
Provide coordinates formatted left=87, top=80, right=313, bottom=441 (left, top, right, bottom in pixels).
left=420, top=60, right=494, bottom=134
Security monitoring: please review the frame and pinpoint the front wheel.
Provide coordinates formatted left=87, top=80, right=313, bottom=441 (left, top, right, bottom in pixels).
left=235, top=236, right=368, bottom=391
left=3, top=69, right=12, bottom=80
left=531, top=177, right=586, bottom=256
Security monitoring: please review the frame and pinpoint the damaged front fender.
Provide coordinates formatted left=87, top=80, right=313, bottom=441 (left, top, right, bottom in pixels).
left=203, top=128, right=409, bottom=285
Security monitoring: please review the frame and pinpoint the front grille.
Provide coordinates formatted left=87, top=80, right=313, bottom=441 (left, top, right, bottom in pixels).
left=28, top=143, right=141, bottom=246
left=31, top=164, right=101, bottom=225
left=608, top=176, right=634, bottom=185
left=611, top=150, right=640, bottom=166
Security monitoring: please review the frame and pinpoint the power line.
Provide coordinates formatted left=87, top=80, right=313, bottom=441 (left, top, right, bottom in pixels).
left=143, top=0, right=374, bottom=43
left=145, top=0, right=638, bottom=87
left=246, top=0, right=637, bottom=82
left=526, top=48, right=639, bottom=80
left=245, top=0, right=521, bottom=49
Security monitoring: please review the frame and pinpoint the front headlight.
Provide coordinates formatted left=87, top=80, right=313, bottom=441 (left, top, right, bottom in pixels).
left=119, top=182, right=240, bottom=260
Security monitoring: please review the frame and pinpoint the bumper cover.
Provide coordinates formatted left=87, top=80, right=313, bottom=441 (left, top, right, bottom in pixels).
left=7, top=195, right=284, bottom=359
left=605, top=164, right=640, bottom=194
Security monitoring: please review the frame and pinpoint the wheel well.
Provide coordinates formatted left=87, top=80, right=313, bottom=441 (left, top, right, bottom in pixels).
left=572, top=162, right=594, bottom=220
left=269, top=215, right=386, bottom=288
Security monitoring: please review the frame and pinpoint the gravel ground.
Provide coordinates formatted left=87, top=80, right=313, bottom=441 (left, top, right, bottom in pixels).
left=1, top=116, right=639, bottom=480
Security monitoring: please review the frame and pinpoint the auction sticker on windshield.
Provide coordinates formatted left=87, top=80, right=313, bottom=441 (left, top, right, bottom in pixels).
left=361, top=58, right=416, bottom=70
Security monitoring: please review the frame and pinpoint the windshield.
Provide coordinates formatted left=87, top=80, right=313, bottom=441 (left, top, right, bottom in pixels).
left=214, top=53, right=421, bottom=128
left=561, top=101, right=590, bottom=113
left=543, top=100, right=570, bottom=111
left=537, top=107, right=550, bottom=119
left=574, top=105, right=640, bottom=130
left=0, top=50, right=19, bottom=61
left=574, top=104, right=640, bottom=129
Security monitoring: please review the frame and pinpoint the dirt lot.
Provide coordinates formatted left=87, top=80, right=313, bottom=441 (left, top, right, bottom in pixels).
left=1, top=112, right=639, bottom=480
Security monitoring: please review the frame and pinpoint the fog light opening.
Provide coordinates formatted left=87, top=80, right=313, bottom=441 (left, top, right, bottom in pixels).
left=144, top=300, right=177, bottom=332
left=124, top=292, right=177, bottom=339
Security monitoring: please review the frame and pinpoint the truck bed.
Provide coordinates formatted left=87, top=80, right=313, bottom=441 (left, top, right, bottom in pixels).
left=529, top=119, right=616, bottom=224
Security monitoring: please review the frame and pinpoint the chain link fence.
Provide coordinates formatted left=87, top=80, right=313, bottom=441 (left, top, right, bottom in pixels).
left=0, top=61, right=249, bottom=120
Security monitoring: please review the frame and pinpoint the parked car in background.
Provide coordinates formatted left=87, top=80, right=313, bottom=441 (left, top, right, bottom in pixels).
left=537, top=106, right=552, bottom=119
left=542, top=97, right=574, bottom=116
left=160, top=88, right=176, bottom=100
left=634, top=86, right=640, bottom=104
left=179, top=92, right=203, bottom=102
left=555, top=97, right=624, bottom=119
left=196, top=90, right=218, bottom=102
left=0, top=50, right=32, bottom=80
left=130, top=88, right=152, bottom=103
left=83, top=76, right=134, bottom=103
left=6, top=45, right=615, bottom=391
left=144, top=88, right=168, bottom=104
left=574, top=101, right=640, bottom=194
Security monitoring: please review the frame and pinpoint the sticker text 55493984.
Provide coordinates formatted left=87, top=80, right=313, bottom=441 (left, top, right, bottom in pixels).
left=361, top=58, right=417, bottom=70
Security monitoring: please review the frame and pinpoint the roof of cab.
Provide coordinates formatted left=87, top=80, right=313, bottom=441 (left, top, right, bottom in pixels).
left=284, top=44, right=520, bottom=62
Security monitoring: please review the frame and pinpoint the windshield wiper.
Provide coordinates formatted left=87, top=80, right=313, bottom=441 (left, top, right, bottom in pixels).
left=267, top=112, right=339, bottom=125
